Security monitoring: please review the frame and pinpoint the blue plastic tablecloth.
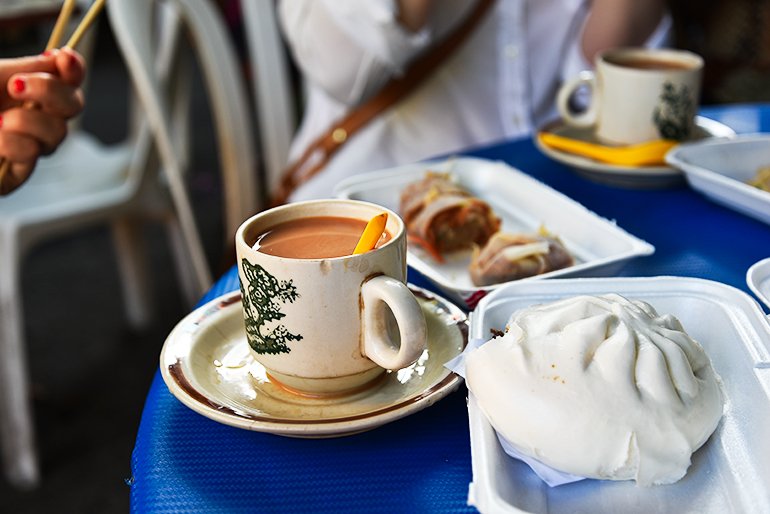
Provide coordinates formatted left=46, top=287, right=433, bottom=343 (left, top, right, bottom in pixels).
left=130, top=104, right=770, bottom=513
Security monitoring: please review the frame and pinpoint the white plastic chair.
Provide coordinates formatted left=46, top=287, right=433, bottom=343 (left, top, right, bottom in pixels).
left=240, top=0, right=298, bottom=198
left=0, top=0, right=259, bottom=488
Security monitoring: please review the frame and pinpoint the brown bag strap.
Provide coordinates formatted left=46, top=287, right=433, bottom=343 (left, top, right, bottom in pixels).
left=271, top=0, right=495, bottom=206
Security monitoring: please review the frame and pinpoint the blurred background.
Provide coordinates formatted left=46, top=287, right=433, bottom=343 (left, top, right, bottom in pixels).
left=0, top=7, right=223, bottom=512
left=669, top=0, right=770, bottom=104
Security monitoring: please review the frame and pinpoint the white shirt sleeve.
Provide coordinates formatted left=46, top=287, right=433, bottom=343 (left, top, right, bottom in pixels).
left=278, top=0, right=431, bottom=106
left=560, top=2, right=592, bottom=82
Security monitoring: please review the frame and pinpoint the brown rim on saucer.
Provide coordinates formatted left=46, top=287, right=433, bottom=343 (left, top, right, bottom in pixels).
left=160, top=286, right=468, bottom=437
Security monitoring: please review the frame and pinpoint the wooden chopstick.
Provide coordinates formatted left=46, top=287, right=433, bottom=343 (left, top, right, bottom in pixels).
left=47, top=0, right=79, bottom=50
left=65, top=0, right=106, bottom=49
left=0, top=0, right=107, bottom=193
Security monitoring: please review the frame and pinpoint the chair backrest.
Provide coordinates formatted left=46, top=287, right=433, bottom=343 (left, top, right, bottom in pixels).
left=107, top=0, right=260, bottom=244
left=240, top=0, right=297, bottom=199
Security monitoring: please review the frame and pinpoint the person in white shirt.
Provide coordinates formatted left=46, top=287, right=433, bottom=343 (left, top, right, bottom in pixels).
left=278, top=0, right=671, bottom=202
left=0, top=48, right=86, bottom=195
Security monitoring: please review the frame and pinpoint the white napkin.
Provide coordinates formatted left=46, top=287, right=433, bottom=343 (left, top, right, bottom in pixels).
left=445, top=338, right=586, bottom=488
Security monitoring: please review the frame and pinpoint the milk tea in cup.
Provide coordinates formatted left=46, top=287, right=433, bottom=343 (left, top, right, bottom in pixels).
left=235, top=199, right=427, bottom=397
left=557, top=48, right=704, bottom=145
left=253, top=215, right=392, bottom=259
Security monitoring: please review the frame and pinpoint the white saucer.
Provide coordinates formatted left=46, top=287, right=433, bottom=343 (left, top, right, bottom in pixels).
left=535, top=116, right=735, bottom=189
left=160, top=286, right=468, bottom=437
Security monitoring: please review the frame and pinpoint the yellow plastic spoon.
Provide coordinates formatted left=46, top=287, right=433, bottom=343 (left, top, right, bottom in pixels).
left=353, top=212, right=388, bottom=254
left=538, top=132, right=678, bottom=167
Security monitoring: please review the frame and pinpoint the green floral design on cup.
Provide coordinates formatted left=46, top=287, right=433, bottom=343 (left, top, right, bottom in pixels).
left=240, top=259, right=302, bottom=355
left=653, top=81, right=696, bottom=141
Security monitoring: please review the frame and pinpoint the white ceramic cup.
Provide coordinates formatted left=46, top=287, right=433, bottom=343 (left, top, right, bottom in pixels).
left=235, top=199, right=427, bottom=396
left=557, top=48, right=704, bottom=145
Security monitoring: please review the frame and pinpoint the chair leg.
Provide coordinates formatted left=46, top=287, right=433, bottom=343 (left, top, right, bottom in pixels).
left=111, top=219, right=154, bottom=330
left=0, top=234, right=39, bottom=489
left=164, top=214, right=199, bottom=308
left=164, top=172, right=212, bottom=299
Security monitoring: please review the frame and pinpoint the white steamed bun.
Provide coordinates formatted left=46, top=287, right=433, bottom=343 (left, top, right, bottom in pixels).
left=466, top=294, right=724, bottom=486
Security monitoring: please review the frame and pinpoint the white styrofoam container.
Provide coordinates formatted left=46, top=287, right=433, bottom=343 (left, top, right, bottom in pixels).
left=748, top=257, right=770, bottom=311
left=467, top=276, right=770, bottom=514
left=334, top=157, right=654, bottom=309
left=665, top=134, right=770, bottom=226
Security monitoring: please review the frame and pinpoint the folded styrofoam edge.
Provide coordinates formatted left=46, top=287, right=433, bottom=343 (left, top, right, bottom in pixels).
left=666, top=132, right=769, bottom=161
left=467, top=392, right=531, bottom=514
left=471, top=275, right=770, bottom=369
left=747, top=257, right=770, bottom=312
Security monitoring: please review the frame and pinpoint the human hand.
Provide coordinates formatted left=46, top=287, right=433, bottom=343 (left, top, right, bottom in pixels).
left=0, top=48, right=86, bottom=195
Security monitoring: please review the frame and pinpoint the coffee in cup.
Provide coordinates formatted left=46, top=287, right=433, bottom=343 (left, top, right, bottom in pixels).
left=557, top=48, right=704, bottom=145
left=253, top=215, right=392, bottom=259
left=235, top=199, right=427, bottom=397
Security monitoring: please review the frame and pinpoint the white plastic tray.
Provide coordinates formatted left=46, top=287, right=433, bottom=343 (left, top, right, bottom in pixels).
left=467, top=276, right=770, bottom=514
left=665, top=134, right=770, bottom=226
left=334, top=157, right=654, bottom=308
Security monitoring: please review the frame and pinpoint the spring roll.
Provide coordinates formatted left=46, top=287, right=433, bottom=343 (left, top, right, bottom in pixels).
left=400, top=172, right=500, bottom=257
left=469, top=232, right=573, bottom=286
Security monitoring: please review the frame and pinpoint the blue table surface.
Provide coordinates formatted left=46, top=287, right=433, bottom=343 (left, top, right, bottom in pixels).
left=130, top=103, right=770, bottom=513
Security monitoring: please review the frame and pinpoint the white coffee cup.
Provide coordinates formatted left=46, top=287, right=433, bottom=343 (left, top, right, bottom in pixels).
left=557, top=48, right=704, bottom=145
left=235, top=199, right=427, bottom=396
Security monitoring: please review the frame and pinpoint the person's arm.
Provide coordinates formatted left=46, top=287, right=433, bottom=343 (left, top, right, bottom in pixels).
left=395, top=0, right=435, bottom=32
left=0, top=48, right=85, bottom=195
left=581, top=0, right=667, bottom=61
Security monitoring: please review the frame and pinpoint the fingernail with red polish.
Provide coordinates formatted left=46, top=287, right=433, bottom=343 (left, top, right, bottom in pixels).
left=12, top=78, right=25, bottom=94
left=62, top=48, right=78, bottom=66
left=42, top=50, right=54, bottom=57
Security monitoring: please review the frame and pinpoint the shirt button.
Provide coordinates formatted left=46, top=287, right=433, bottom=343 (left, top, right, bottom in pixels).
left=504, top=44, right=519, bottom=59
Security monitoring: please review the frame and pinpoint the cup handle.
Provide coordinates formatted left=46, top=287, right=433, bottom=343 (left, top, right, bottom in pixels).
left=360, top=275, right=427, bottom=370
left=557, top=70, right=599, bottom=128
